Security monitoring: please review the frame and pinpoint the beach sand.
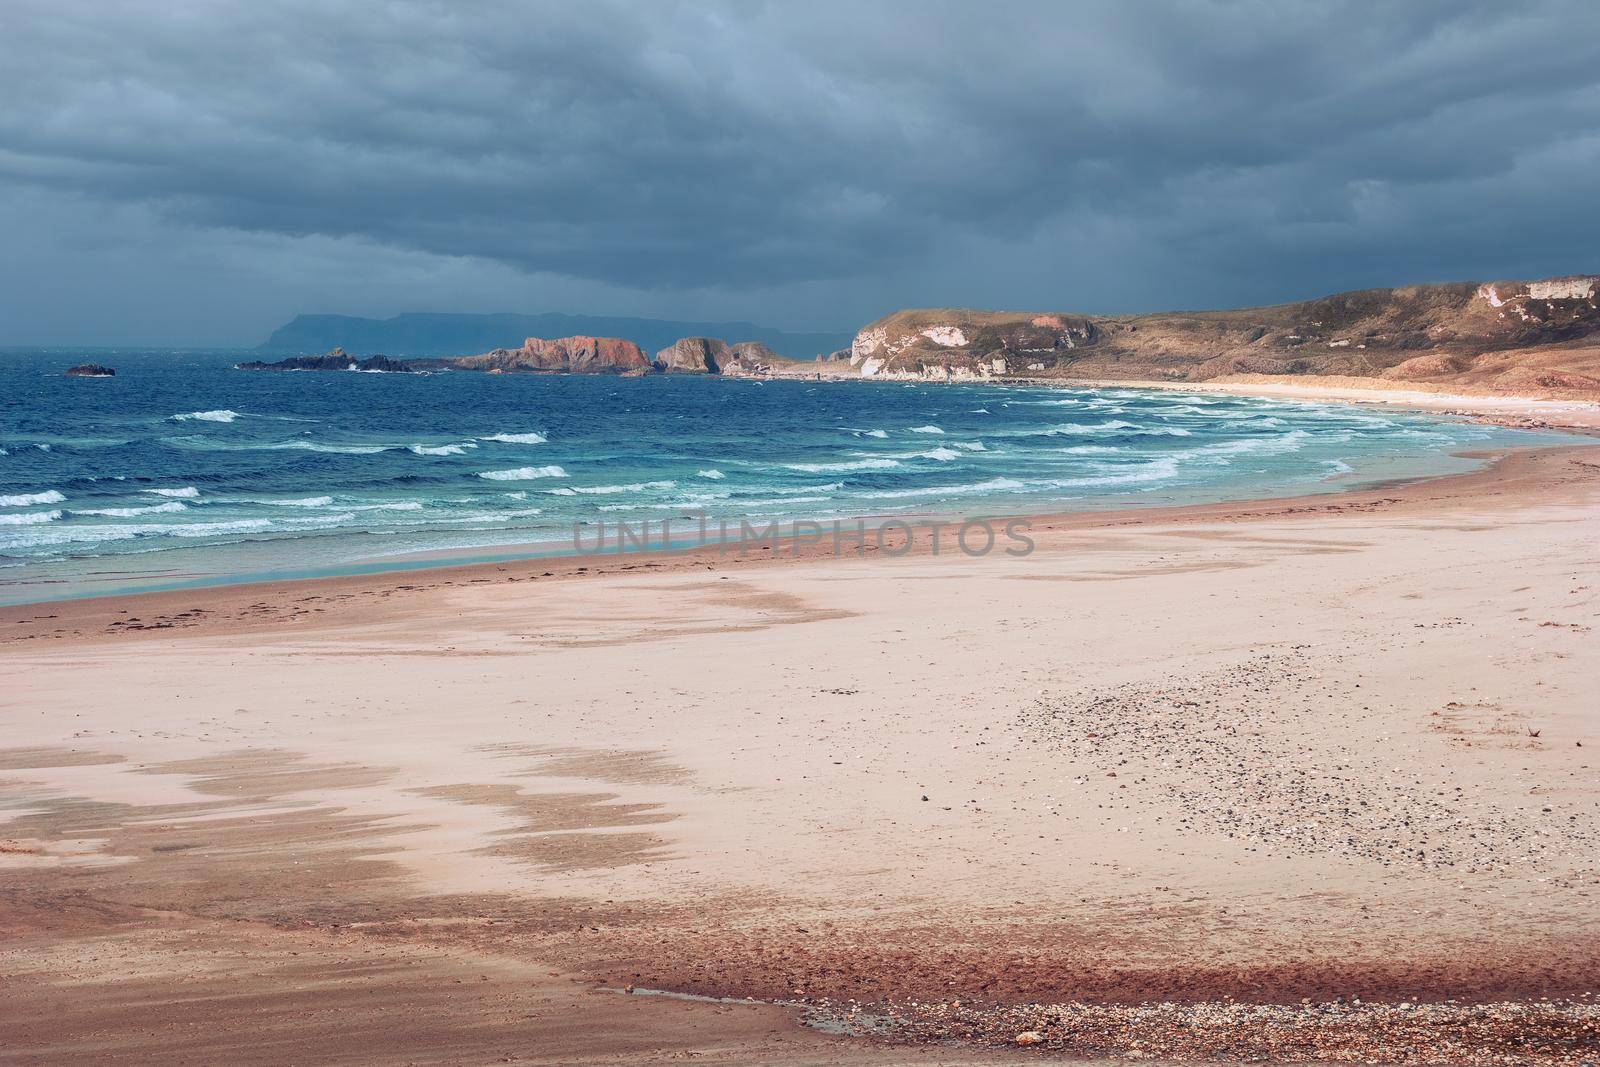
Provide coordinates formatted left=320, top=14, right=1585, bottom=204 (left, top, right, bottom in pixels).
left=2, top=437, right=1598, bottom=1064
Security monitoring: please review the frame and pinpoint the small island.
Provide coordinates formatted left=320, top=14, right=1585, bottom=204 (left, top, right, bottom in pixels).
left=233, top=346, right=415, bottom=373
left=65, top=363, right=116, bottom=377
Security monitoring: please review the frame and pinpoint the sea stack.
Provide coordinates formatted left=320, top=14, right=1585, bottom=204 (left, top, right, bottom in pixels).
left=65, top=363, right=116, bottom=377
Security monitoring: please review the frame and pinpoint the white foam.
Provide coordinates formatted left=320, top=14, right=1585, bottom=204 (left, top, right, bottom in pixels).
left=171, top=409, right=240, bottom=423
left=782, top=458, right=901, bottom=473
left=908, top=425, right=945, bottom=434
left=848, top=428, right=889, bottom=438
left=408, top=442, right=476, bottom=456
left=0, top=509, right=61, bottom=525
left=478, top=465, right=567, bottom=481
left=1047, top=455, right=1181, bottom=488
left=697, top=469, right=726, bottom=480
left=347, top=501, right=424, bottom=511
left=727, top=495, right=832, bottom=506
left=1041, top=420, right=1136, bottom=435
left=270, top=441, right=389, bottom=455
left=0, top=490, right=65, bottom=507
left=167, top=519, right=273, bottom=537
left=865, top=477, right=1026, bottom=499
left=951, top=441, right=987, bottom=451
left=1183, top=429, right=1314, bottom=461
left=479, top=432, right=549, bottom=444
left=546, top=480, right=676, bottom=496
left=770, top=482, right=843, bottom=494
left=911, top=447, right=962, bottom=461
left=282, top=512, right=356, bottom=525
left=74, top=501, right=187, bottom=517
left=143, top=486, right=201, bottom=499
left=259, top=496, right=336, bottom=507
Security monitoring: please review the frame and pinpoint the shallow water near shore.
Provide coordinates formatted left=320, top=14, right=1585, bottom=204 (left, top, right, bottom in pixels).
left=0, top=347, right=1580, bottom=604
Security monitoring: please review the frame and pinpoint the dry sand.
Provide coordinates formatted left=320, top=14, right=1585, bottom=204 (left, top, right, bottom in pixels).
left=2, top=437, right=1599, bottom=1064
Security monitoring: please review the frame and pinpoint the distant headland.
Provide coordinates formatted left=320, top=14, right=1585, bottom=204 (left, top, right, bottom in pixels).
left=240, top=274, right=1600, bottom=400
left=256, top=311, right=852, bottom=361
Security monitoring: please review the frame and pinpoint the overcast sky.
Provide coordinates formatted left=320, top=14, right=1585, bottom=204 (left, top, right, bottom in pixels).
left=3, top=0, right=1598, bottom=346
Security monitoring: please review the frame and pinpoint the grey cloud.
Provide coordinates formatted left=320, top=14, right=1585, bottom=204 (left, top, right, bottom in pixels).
left=1, top=0, right=1598, bottom=345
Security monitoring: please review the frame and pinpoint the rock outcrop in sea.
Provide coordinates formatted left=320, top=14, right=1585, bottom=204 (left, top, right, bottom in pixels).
left=449, top=335, right=652, bottom=374
left=654, top=337, right=730, bottom=373
left=65, top=363, right=116, bottom=377
left=234, top=348, right=414, bottom=372
left=237, top=335, right=801, bottom=378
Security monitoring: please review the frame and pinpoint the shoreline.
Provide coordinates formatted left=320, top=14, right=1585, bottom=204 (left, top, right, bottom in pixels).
left=4, top=428, right=1598, bottom=1062
left=3, top=379, right=1596, bottom=614
left=4, top=440, right=1596, bottom=643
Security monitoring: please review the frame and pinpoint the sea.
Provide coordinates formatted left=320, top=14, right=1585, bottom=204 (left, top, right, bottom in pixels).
left=0, top=348, right=1580, bottom=605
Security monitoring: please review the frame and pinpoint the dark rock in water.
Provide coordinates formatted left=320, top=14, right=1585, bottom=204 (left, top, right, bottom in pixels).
left=236, top=347, right=357, bottom=371
left=65, top=363, right=115, bottom=377
left=654, top=336, right=731, bottom=373
left=235, top=347, right=415, bottom=372
left=351, top=354, right=414, bottom=373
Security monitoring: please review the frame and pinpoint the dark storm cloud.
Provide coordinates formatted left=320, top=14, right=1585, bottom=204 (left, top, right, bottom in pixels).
left=2, top=0, right=1598, bottom=344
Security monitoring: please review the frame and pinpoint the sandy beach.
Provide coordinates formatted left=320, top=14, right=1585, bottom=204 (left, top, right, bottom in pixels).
left=3, top=427, right=1599, bottom=1063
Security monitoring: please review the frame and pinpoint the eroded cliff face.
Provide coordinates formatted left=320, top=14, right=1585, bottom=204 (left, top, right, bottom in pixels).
left=450, top=335, right=652, bottom=373
left=654, top=337, right=730, bottom=373
left=839, top=275, right=1600, bottom=396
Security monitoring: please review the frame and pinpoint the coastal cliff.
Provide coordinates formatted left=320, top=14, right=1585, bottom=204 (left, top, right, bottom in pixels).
left=448, top=335, right=652, bottom=374
left=654, top=337, right=729, bottom=373
left=648, top=339, right=788, bottom=374
left=239, top=335, right=802, bottom=377
left=833, top=275, right=1600, bottom=397
left=235, top=275, right=1600, bottom=399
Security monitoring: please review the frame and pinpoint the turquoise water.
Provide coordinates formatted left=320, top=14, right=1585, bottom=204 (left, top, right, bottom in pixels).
left=0, top=349, right=1579, bottom=604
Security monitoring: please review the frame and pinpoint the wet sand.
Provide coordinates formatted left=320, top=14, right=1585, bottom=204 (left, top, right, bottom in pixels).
left=3, top=443, right=1599, bottom=1063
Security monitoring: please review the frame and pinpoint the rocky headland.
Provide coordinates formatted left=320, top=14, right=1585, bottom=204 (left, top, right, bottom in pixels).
left=821, top=274, right=1600, bottom=398
left=236, top=274, right=1600, bottom=400
left=238, top=335, right=799, bottom=377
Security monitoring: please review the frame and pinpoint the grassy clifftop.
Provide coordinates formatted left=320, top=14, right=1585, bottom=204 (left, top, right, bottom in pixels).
left=849, top=276, right=1600, bottom=396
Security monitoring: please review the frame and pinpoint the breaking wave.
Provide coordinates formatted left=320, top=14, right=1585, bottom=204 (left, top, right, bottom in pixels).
left=0, top=490, right=65, bottom=507
left=546, top=480, right=676, bottom=496
left=478, top=466, right=567, bottom=481
left=409, top=442, right=476, bottom=456
left=479, top=431, right=549, bottom=444
left=73, top=502, right=188, bottom=517
left=782, top=458, right=902, bottom=473
left=0, top=509, right=62, bottom=525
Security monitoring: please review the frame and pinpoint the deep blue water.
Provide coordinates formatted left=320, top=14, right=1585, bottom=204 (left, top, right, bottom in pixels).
left=0, top=348, right=1578, bottom=604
